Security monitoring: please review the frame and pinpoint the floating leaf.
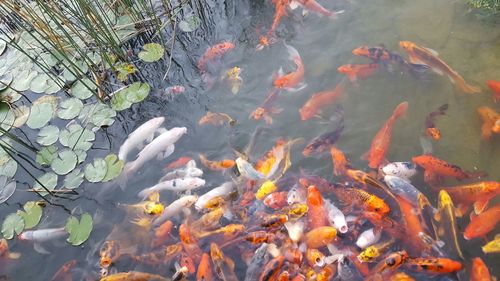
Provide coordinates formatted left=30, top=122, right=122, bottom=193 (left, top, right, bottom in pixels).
left=1, top=213, right=24, bottom=239
left=74, top=150, right=87, bottom=164
left=36, top=145, right=58, bottom=166
left=11, top=70, right=37, bottom=92
left=102, top=154, right=124, bottom=182
left=33, top=172, right=57, bottom=196
left=58, top=98, right=83, bottom=120
left=178, top=15, right=201, bottom=32
left=71, top=78, right=96, bottom=100
left=84, top=158, right=107, bottom=183
left=26, top=102, right=54, bottom=129
left=51, top=149, right=77, bottom=175
left=30, top=74, right=50, bottom=94
left=0, top=158, right=17, bottom=178
left=0, top=103, right=15, bottom=131
left=45, top=78, right=63, bottom=95
left=138, top=43, right=164, bottom=62
left=12, top=105, right=30, bottom=128
left=0, top=74, right=13, bottom=91
left=110, top=90, right=132, bottom=111
left=59, top=124, right=95, bottom=151
left=114, top=62, right=136, bottom=82
left=65, top=213, right=92, bottom=246
left=37, top=125, right=59, bottom=146
left=0, top=177, right=15, bottom=204
left=17, top=201, right=42, bottom=229
left=0, top=41, right=5, bottom=56
left=79, top=103, right=116, bottom=128
left=63, top=168, right=84, bottom=190
left=125, top=82, right=150, bottom=103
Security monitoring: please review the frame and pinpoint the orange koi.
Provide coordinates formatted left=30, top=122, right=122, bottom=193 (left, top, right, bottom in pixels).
left=179, top=252, right=196, bottom=274
left=424, top=104, right=448, bottom=141
left=198, top=42, right=235, bottom=72
left=151, top=220, right=173, bottom=248
left=179, top=224, right=203, bottom=263
left=244, top=231, right=275, bottom=244
left=269, top=0, right=290, bottom=36
left=99, top=241, right=120, bottom=269
left=477, top=106, right=500, bottom=140
left=440, top=181, right=500, bottom=215
left=299, top=83, right=345, bottom=121
left=293, top=0, right=344, bottom=18
left=250, top=89, right=283, bottom=124
left=132, top=243, right=183, bottom=266
left=306, top=185, right=329, bottom=228
left=397, top=197, right=428, bottom=255
left=304, top=226, right=337, bottom=248
left=464, top=204, right=500, bottom=240
left=330, top=146, right=349, bottom=176
left=210, top=243, right=238, bottom=281
left=197, top=253, right=214, bottom=281
left=274, top=44, right=306, bottom=91
left=470, top=257, right=492, bottom=281
left=164, top=156, right=193, bottom=170
left=317, top=264, right=336, bottom=281
left=259, top=256, right=284, bottom=281
left=277, top=271, right=290, bottom=281
left=404, top=257, right=462, bottom=274
left=370, top=250, right=409, bottom=274
left=352, top=45, right=429, bottom=74
left=334, top=187, right=391, bottom=216
left=198, top=112, right=236, bottom=126
left=412, top=154, right=484, bottom=180
left=50, top=260, right=77, bottom=281
left=399, top=41, right=481, bottom=94
left=305, top=248, right=325, bottom=267
left=199, top=154, right=235, bottom=171
left=261, top=214, right=289, bottom=228
left=263, top=191, right=289, bottom=209
left=337, top=64, right=379, bottom=83
left=0, top=239, right=20, bottom=260
left=487, top=80, right=500, bottom=103
left=363, top=102, right=408, bottom=169
left=389, top=272, right=415, bottom=281
left=100, top=271, right=169, bottom=281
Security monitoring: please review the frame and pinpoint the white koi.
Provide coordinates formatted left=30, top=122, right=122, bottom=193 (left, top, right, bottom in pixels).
left=356, top=228, right=381, bottom=249
left=138, top=177, right=205, bottom=199
left=118, top=117, right=165, bottom=161
left=195, top=182, right=235, bottom=211
left=153, top=195, right=198, bottom=226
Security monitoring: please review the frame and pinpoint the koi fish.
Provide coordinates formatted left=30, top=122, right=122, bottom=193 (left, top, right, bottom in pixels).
left=0, top=239, right=20, bottom=259
left=477, top=106, right=500, bottom=140
left=404, top=257, right=462, bottom=274
left=399, top=41, right=481, bottom=94
left=287, top=186, right=306, bottom=205
left=299, top=83, right=345, bottom=121
left=463, top=204, right=500, bottom=240
left=424, top=104, right=448, bottom=141
left=333, top=187, right=390, bottom=216
left=250, top=89, right=283, bottom=124
left=18, top=227, right=67, bottom=254
left=291, top=0, right=345, bottom=18
left=306, top=248, right=325, bottom=267
left=304, top=226, right=337, bottom=248
left=152, top=195, right=198, bottom=226
left=222, top=67, right=243, bottom=94
left=197, top=224, right=245, bottom=239
left=363, top=101, right=408, bottom=169
left=120, top=192, right=165, bottom=216
left=261, top=214, right=289, bottom=228
left=274, top=44, right=306, bottom=92
left=259, top=256, right=284, bottom=281
left=159, top=161, right=203, bottom=183
left=165, top=156, right=193, bottom=170
left=151, top=220, right=173, bottom=248
left=380, top=162, right=417, bottom=182
left=357, top=238, right=395, bottom=263
left=482, top=234, right=500, bottom=254
left=100, top=271, right=169, bottom=281
left=397, top=196, right=429, bottom=255
left=384, top=175, right=422, bottom=203
left=50, top=259, right=77, bottom=281
left=337, top=255, right=364, bottom=281
left=118, top=117, right=165, bottom=161
left=306, top=185, right=329, bottom=228
left=352, top=45, right=429, bottom=74
left=99, top=241, right=120, bottom=270
left=269, top=0, right=290, bottom=36
left=356, top=228, right=381, bottom=249
left=440, top=181, right=500, bottom=215
left=199, top=154, right=235, bottom=171
left=412, top=154, right=484, bottom=181
left=337, top=64, right=379, bottom=83
left=324, top=199, right=347, bottom=233
left=330, top=146, right=349, bottom=176
left=236, top=157, right=266, bottom=180
left=470, top=257, right=492, bottom=281
left=198, top=112, right=236, bottom=126
left=210, top=243, right=238, bottom=281
left=198, top=41, right=235, bottom=72
left=256, top=181, right=278, bottom=200
left=303, top=108, right=344, bottom=156
left=197, top=252, right=214, bottom=281
left=195, top=182, right=235, bottom=211
left=283, top=203, right=309, bottom=219
left=263, top=191, right=289, bottom=209
left=486, top=80, right=500, bottom=103
left=138, top=177, right=205, bottom=199
left=346, top=169, right=394, bottom=198
left=369, top=250, right=409, bottom=274
left=434, top=190, right=464, bottom=259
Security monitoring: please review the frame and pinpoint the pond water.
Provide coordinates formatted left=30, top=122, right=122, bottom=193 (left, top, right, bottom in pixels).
left=1, top=0, right=499, bottom=280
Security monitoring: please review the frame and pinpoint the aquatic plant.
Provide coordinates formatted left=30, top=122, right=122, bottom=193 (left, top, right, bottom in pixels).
left=467, top=0, right=500, bottom=13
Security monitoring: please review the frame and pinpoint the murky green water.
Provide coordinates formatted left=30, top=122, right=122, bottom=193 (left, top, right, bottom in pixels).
left=1, top=0, right=499, bottom=279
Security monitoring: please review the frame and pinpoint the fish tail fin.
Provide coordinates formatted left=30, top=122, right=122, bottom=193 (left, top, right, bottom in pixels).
left=117, top=162, right=135, bottom=189
left=392, top=101, right=409, bottom=119
left=454, top=76, right=481, bottom=94
left=284, top=43, right=300, bottom=61
left=465, top=171, right=487, bottom=180
left=327, top=9, right=345, bottom=19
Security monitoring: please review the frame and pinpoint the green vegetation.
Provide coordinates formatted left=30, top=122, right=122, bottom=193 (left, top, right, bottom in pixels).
left=468, top=0, right=500, bottom=13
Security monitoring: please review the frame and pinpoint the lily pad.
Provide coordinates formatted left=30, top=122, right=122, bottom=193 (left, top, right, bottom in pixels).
left=58, top=98, right=83, bottom=120
left=74, top=150, right=87, bottom=164
left=12, top=105, right=30, bottom=128
left=138, top=43, right=164, bottom=62
left=0, top=177, right=15, bottom=204
left=36, top=145, right=58, bottom=166
left=1, top=213, right=24, bottom=239
left=33, top=172, right=57, bottom=196
left=114, top=62, right=136, bottom=82
left=51, top=149, right=77, bottom=175
left=65, top=213, right=93, bottom=246
left=110, top=90, right=132, bottom=111
left=102, top=154, right=124, bottom=182
left=59, top=123, right=95, bottom=151
left=44, top=78, right=63, bottom=95
left=0, top=41, right=5, bottom=56
left=0, top=74, right=13, bottom=91
left=178, top=15, right=201, bottom=33
left=26, top=102, right=54, bottom=129
left=63, top=168, right=84, bottom=190
left=37, top=125, right=59, bottom=146
left=71, top=78, right=96, bottom=100
left=125, top=82, right=150, bottom=103
left=84, top=158, right=107, bottom=183
left=0, top=103, right=15, bottom=131
left=11, top=70, right=37, bottom=92
left=30, top=74, right=50, bottom=94
left=79, top=103, right=116, bottom=128
left=0, top=158, right=17, bottom=178
left=17, top=201, right=42, bottom=229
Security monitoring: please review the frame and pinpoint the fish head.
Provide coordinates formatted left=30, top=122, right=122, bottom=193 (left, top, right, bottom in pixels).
left=151, top=117, right=166, bottom=127
left=493, top=119, right=500, bottom=133
left=426, top=127, right=441, bottom=140
left=337, top=64, right=353, bottom=74
left=299, top=105, right=315, bottom=121
left=17, top=232, right=31, bottom=241
left=273, top=76, right=287, bottom=88
left=170, top=127, right=188, bottom=138
left=352, top=46, right=371, bottom=57
left=220, top=42, right=235, bottom=51
left=399, top=41, right=415, bottom=52
left=438, top=190, right=453, bottom=209
left=251, top=107, right=266, bottom=120
left=306, top=248, right=325, bottom=268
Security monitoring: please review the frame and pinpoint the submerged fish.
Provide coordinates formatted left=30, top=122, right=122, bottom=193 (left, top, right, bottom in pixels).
left=337, top=64, right=379, bottom=83
left=100, top=271, right=169, bottom=281
left=299, top=83, right=345, bottom=121
left=424, top=104, right=448, bottom=141
left=486, top=80, right=500, bottom=103
left=380, top=162, right=417, bottom=181
left=199, top=112, right=236, bottom=126
left=138, top=177, right=205, bottom=199
left=477, top=106, right=500, bottom=140
left=412, top=154, right=484, bottom=181
left=291, top=0, right=345, bottom=18
left=210, top=243, right=238, bottom=281
left=352, top=45, right=429, bottom=74
left=470, top=257, right=493, bottom=281
left=153, top=195, right=198, bottom=226
left=337, top=255, right=363, bottom=281
left=118, top=117, right=165, bottom=161
left=198, top=41, right=235, bottom=72
left=463, top=204, right=500, bottom=240
left=199, top=154, right=235, bottom=171
left=482, top=234, right=500, bottom=254
left=440, top=181, right=500, bottom=215
left=404, top=257, right=462, bottom=274
left=303, top=107, right=344, bottom=156
left=268, top=0, right=291, bottom=36
left=434, top=190, right=464, bottom=259
left=222, top=66, right=243, bottom=94
left=274, top=43, right=306, bottom=92
left=18, top=227, right=67, bottom=254
left=250, top=89, right=283, bottom=124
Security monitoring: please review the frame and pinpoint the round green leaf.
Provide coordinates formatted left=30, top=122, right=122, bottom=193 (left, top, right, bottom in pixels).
left=124, top=82, right=150, bottom=103
left=110, top=90, right=132, bottom=111
left=44, top=78, right=63, bottom=94
left=51, top=149, right=77, bottom=175
left=11, top=70, right=38, bottom=92
left=12, top=105, right=30, bottom=128
left=0, top=74, right=13, bottom=91
left=2, top=213, right=24, bottom=239
left=74, top=150, right=87, bottom=164
left=36, top=145, right=58, bottom=166
left=0, top=158, right=17, bottom=178
left=138, top=43, right=164, bottom=62
left=30, top=74, right=50, bottom=94
left=0, top=177, right=16, bottom=204
left=58, top=98, right=83, bottom=120
left=65, top=213, right=92, bottom=246
left=18, top=201, right=42, bottom=229
left=59, top=124, right=95, bottom=151
left=178, top=15, right=201, bottom=32
left=102, top=154, right=124, bottom=182
left=33, top=172, right=57, bottom=196
left=84, top=158, right=107, bottom=183
left=37, top=125, right=59, bottom=146
left=0, top=103, right=15, bottom=132
left=0, top=41, right=6, bottom=56
left=63, top=168, right=84, bottom=190
left=27, top=102, right=54, bottom=129
left=79, top=103, right=116, bottom=128
left=71, top=78, right=96, bottom=100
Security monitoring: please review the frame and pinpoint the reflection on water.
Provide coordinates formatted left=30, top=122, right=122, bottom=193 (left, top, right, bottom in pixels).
left=4, top=0, right=500, bottom=279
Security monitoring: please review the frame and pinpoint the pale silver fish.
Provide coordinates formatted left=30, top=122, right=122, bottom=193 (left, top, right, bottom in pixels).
left=384, top=175, right=421, bottom=203
left=287, top=186, right=306, bottom=205
left=195, top=182, right=234, bottom=210
left=235, top=157, right=265, bottom=180
left=153, top=195, right=198, bottom=226
left=18, top=227, right=67, bottom=254
left=337, top=255, right=363, bottom=281
left=159, top=160, right=203, bottom=182
left=118, top=117, right=165, bottom=161
left=244, top=243, right=269, bottom=281
left=138, top=177, right=205, bottom=199
left=0, top=176, right=16, bottom=204
left=380, top=162, right=417, bottom=181
left=325, top=199, right=348, bottom=233
left=356, top=228, right=381, bottom=249
left=124, top=127, right=187, bottom=176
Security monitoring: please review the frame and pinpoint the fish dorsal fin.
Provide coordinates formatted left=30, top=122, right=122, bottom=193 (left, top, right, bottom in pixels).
left=474, top=199, right=489, bottom=214
left=423, top=47, right=439, bottom=57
